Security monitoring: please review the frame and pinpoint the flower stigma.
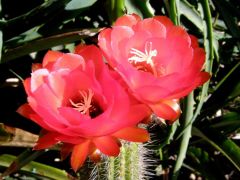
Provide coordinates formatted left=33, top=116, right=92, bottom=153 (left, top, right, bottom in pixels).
left=128, top=41, right=158, bottom=76
left=69, top=89, right=94, bottom=116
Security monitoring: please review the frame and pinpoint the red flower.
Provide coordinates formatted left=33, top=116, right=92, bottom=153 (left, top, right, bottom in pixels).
left=17, top=45, right=150, bottom=171
left=98, top=14, right=210, bottom=121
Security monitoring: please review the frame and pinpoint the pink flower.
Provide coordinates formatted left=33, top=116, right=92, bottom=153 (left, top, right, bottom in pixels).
left=17, top=45, right=150, bottom=171
left=98, top=14, right=210, bottom=121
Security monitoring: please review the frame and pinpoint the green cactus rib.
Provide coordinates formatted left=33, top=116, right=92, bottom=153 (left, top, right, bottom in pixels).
left=0, top=154, right=69, bottom=179
left=91, top=141, right=154, bottom=180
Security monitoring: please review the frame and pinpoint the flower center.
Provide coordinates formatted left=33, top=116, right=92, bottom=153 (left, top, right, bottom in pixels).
left=128, top=42, right=158, bottom=76
left=69, top=89, right=102, bottom=118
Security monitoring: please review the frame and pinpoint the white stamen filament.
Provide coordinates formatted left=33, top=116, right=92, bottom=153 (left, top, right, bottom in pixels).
left=128, top=42, right=157, bottom=67
left=69, top=89, right=94, bottom=115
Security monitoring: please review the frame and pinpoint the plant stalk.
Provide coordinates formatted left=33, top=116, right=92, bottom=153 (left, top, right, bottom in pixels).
left=108, top=0, right=125, bottom=24
left=172, top=0, right=214, bottom=179
left=170, top=0, right=180, bottom=25
left=172, top=92, right=194, bottom=180
left=190, top=0, right=214, bottom=124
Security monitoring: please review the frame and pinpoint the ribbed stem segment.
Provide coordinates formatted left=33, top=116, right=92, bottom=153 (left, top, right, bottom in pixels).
left=91, top=141, right=154, bottom=180
left=172, top=92, right=194, bottom=180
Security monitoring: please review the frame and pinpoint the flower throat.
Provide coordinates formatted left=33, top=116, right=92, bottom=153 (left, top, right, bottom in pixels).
left=70, top=89, right=102, bottom=118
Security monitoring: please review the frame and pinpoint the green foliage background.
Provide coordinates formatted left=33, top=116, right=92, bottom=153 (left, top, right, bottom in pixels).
left=0, top=0, right=239, bottom=179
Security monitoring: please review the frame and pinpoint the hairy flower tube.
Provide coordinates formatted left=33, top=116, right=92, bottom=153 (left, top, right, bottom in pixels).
left=98, top=14, right=210, bottom=122
left=17, top=45, right=150, bottom=171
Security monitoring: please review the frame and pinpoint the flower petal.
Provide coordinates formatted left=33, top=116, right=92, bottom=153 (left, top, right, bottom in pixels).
left=71, top=140, right=90, bottom=171
left=135, top=85, right=172, bottom=102
left=111, top=26, right=134, bottom=60
left=123, top=104, right=151, bottom=125
left=17, top=103, right=36, bottom=120
left=33, top=132, right=59, bottom=150
left=167, top=26, right=190, bottom=44
left=89, top=149, right=102, bottom=163
left=30, top=83, right=61, bottom=110
left=23, top=78, right=32, bottom=96
left=58, top=107, right=91, bottom=125
left=60, top=143, right=73, bottom=161
left=31, top=69, right=49, bottom=92
left=42, top=51, right=63, bottom=69
left=98, top=28, right=114, bottom=64
left=74, top=45, right=104, bottom=76
left=45, top=69, right=68, bottom=101
left=153, top=16, right=174, bottom=29
left=17, top=103, right=53, bottom=131
left=134, top=18, right=166, bottom=38
left=189, top=34, right=199, bottom=48
left=93, top=136, right=120, bottom=156
left=53, top=53, right=85, bottom=71
left=32, top=63, right=42, bottom=72
left=149, top=100, right=181, bottom=121
left=113, top=127, right=150, bottom=142
left=114, top=14, right=141, bottom=27
left=166, top=72, right=210, bottom=99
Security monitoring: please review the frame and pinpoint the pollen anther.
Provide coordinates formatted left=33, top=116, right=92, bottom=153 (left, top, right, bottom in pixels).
left=128, top=42, right=158, bottom=76
left=128, top=42, right=157, bottom=67
left=70, top=89, right=94, bottom=115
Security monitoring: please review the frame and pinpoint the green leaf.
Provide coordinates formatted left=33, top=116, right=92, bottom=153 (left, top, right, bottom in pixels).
left=192, top=127, right=240, bottom=172
left=0, top=154, right=70, bottom=179
left=65, top=0, right=97, bottom=10
left=5, top=27, right=42, bottom=47
left=185, top=0, right=214, bottom=126
left=172, top=93, right=194, bottom=179
left=187, top=147, right=221, bottom=180
left=169, top=0, right=180, bottom=25
left=1, top=149, right=45, bottom=177
left=199, top=61, right=240, bottom=119
left=212, top=0, right=240, bottom=49
left=229, top=82, right=240, bottom=100
left=4, top=0, right=71, bottom=40
left=125, top=0, right=143, bottom=18
left=179, top=0, right=203, bottom=31
left=179, top=0, right=219, bottom=65
left=210, top=112, right=240, bottom=134
left=126, top=0, right=154, bottom=18
left=213, top=112, right=240, bottom=126
left=188, top=147, right=210, bottom=164
left=106, top=0, right=125, bottom=24
left=1, top=28, right=102, bottom=63
left=158, top=120, right=179, bottom=149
